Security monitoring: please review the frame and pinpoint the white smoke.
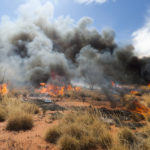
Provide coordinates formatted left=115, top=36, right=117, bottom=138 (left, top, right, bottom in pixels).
left=74, top=0, right=107, bottom=4
left=132, top=18, right=150, bottom=58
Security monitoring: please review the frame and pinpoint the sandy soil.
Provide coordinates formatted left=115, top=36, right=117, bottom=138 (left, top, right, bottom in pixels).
left=0, top=111, right=59, bottom=150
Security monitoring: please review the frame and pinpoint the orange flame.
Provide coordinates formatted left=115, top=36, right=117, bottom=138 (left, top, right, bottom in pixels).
left=35, top=83, right=81, bottom=97
left=130, top=100, right=150, bottom=117
left=0, top=83, right=8, bottom=95
left=74, top=87, right=81, bottom=91
left=112, top=81, right=115, bottom=87
left=40, top=83, right=46, bottom=86
left=130, top=90, right=139, bottom=95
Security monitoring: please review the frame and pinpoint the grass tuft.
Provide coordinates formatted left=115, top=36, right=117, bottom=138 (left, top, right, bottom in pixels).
left=45, top=111, right=113, bottom=150
left=119, top=128, right=138, bottom=146
left=58, top=134, right=79, bottom=150
left=0, top=105, right=7, bottom=122
left=45, top=126, right=61, bottom=143
left=6, top=110, right=33, bottom=131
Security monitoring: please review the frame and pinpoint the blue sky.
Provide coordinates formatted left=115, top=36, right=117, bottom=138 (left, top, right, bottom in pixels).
left=0, top=0, right=150, bottom=43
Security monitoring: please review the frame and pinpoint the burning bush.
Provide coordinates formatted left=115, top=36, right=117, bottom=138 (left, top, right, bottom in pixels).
left=6, top=110, right=33, bottom=131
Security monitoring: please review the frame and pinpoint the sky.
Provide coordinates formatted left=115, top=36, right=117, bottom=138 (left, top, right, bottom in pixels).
left=0, top=0, right=150, bottom=56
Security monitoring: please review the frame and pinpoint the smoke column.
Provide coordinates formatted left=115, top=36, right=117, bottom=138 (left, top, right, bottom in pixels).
left=0, top=0, right=149, bottom=88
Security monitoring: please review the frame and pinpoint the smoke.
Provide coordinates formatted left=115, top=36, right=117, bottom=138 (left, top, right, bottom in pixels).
left=0, top=0, right=149, bottom=87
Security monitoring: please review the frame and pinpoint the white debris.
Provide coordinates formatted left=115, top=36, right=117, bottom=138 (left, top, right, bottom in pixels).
left=44, top=99, right=52, bottom=103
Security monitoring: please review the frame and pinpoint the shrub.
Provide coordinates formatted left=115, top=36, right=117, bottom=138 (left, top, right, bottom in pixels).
left=50, top=112, right=63, bottom=121
left=141, top=138, right=150, bottom=150
left=119, top=128, right=138, bottom=146
left=21, top=103, right=39, bottom=114
left=58, top=134, right=79, bottom=150
left=6, top=111, right=33, bottom=131
left=45, top=126, right=61, bottom=143
left=0, top=105, right=7, bottom=122
left=109, top=144, right=128, bottom=150
left=45, top=111, right=112, bottom=150
left=99, top=132, right=113, bottom=149
left=79, top=135, right=96, bottom=150
left=63, top=123, right=86, bottom=139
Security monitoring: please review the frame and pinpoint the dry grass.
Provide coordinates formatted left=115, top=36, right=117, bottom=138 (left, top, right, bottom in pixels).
left=142, top=93, right=150, bottom=108
left=58, top=134, right=80, bottom=150
left=1, top=96, right=39, bottom=115
left=0, top=96, right=39, bottom=131
left=45, top=111, right=113, bottom=150
left=99, top=132, right=112, bottom=149
left=45, top=108, right=150, bottom=150
left=21, top=103, right=39, bottom=114
left=6, top=110, right=33, bottom=131
left=109, top=143, right=128, bottom=150
left=45, top=126, right=61, bottom=143
left=0, top=105, right=7, bottom=122
left=119, top=128, right=138, bottom=146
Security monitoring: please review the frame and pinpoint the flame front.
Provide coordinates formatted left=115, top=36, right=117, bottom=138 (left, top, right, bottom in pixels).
left=129, top=100, right=150, bottom=117
left=35, top=83, right=81, bottom=97
left=0, top=83, right=8, bottom=95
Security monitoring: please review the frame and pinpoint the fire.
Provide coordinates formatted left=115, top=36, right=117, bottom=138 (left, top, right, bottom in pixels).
left=35, top=83, right=81, bottom=97
left=129, top=100, right=150, bottom=117
left=74, top=87, right=81, bottom=91
left=112, top=81, right=115, bottom=87
left=130, top=90, right=139, bottom=95
left=0, top=83, right=8, bottom=95
left=40, top=83, right=46, bottom=86
left=148, top=83, right=150, bottom=88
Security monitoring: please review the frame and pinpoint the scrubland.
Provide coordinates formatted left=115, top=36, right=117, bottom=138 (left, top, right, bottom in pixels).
left=0, top=86, right=150, bottom=150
